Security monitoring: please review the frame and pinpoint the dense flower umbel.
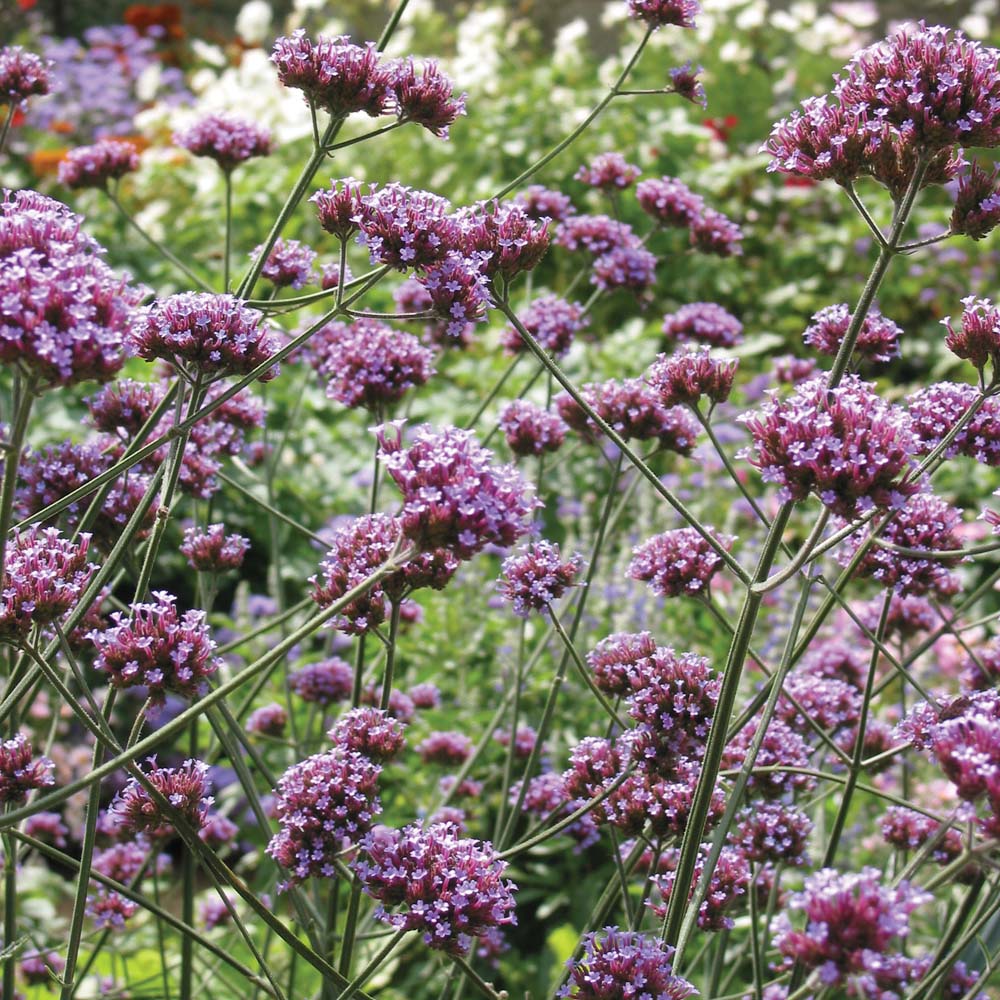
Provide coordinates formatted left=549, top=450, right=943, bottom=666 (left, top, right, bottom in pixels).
left=0, top=46, right=51, bottom=105
left=500, top=294, right=588, bottom=357
left=500, top=400, right=568, bottom=457
left=354, top=822, right=517, bottom=955
left=724, top=718, right=815, bottom=798
left=662, top=302, right=743, bottom=348
left=626, top=0, right=700, bottom=30
left=58, top=140, right=140, bottom=190
left=772, top=867, right=931, bottom=986
left=180, top=524, right=249, bottom=573
left=309, top=318, right=434, bottom=412
left=635, top=175, right=705, bottom=228
left=777, top=673, right=860, bottom=734
left=253, top=238, right=316, bottom=289
left=907, top=381, right=1000, bottom=466
left=418, top=730, right=473, bottom=766
left=289, top=658, right=354, bottom=705
left=130, top=293, right=278, bottom=381
left=740, top=374, right=919, bottom=518
left=515, top=185, right=575, bottom=223
left=690, top=209, right=744, bottom=257
left=458, top=201, right=551, bottom=281
left=944, top=295, right=1000, bottom=375
left=628, top=527, right=734, bottom=599
left=392, top=58, right=466, bottom=138
left=0, top=734, right=54, bottom=803
left=840, top=492, right=965, bottom=598
left=376, top=423, right=535, bottom=559
left=271, top=31, right=395, bottom=117
left=512, top=772, right=600, bottom=851
left=575, top=152, right=641, bottom=190
left=174, top=114, right=273, bottom=172
left=803, top=303, right=902, bottom=364
left=586, top=631, right=657, bottom=697
left=880, top=807, right=966, bottom=869
left=356, top=184, right=457, bottom=270
left=555, top=214, right=639, bottom=256
left=311, top=177, right=368, bottom=240
left=0, top=527, right=94, bottom=642
left=951, top=161, right=1000, bottom=240
left=498, top=541, right=581, bottom=617
left=646, top=347, right=738, bottom=408
left=267, top=749, right=382, bottom=883
left=23, top=811, right=69, bottom=848
left=86, top=889, right=138, bottom=929
left=110, top=758, right=213, bottom=839
left=417, top=251, right=493, bottom=339
left=246, top=702, right=288, bottom=737
left=650, top=845, right=750, bottom=931
left=559, top=927, right=696, bottom=1000
left=90, top=592, right=222, bottom=706
left=591, top=245, right=658, bottom=294
left=732, top=802, right=813, bottom=867
left=328, top=707, right=406, bottom=763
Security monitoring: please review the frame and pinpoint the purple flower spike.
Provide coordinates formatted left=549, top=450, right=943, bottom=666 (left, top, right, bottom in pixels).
left=328, top=707, right=406, bottom=763
left=311, top=177, right=369, bottom=240
left=290, top=658, right=354, bottom=705
left=636, top=176, right=705, bottom=228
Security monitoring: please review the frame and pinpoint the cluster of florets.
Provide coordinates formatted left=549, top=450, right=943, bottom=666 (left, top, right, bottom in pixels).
left=0, top=189, right=142, bottom=387
left=20, top=951, right=65, bottom=986
left=628, top=527, right=733, bottom=599
left=86, top=889, right=138, bottom=930
left=354, top=822, right=517, bottom=955
left=740, top=374, right=919, bottom=517
left=591, top=244, right=659, bottom=294
left=376, top=423, right=535, bottom=559
left=880, top=807, right=965, bottom=868
left=626, top=0, right=701, bottom=30
left=309, top=318, right=434, bottom=412
left=690, top=209, right=744, bottom=256
left=254, top=238, right=316, bottom=289
left=555, top=214, right=638, bottom=256
left=499, top=399, right=568, bottom=457
left=964, top=638, right=1000, bottom=691
left=556, top=378, right=699, bottom=454
left=803, top=303, right=902, bottom=364
left=393, top=58, right=467, bottom=137
left=575, top=152, right=641, bottom=190
left=515, top=185, right=575, bottom=222
left=907, top=381, right=1000, bottom=466
left=93, top=838, right=168, bottom=882
left=773, top=354, right=818, bottom=385
left=23, top=811, right=69, bottom=847
left=645, top=346, right=738, bottom=408
left=840, top=492, right=964, bottom=598
left=500, top=294, right=588, bottom=357
left=668, top=62, right=707, bottom=107
left=495, top=725, right=538, bottom=760
left=0, top=734, right=54, bottom=804
left=458, top=201, right=551, bottom=281
left=951, top=162, right=1000, bottom=240
left=58, top=139, right=140, bottom=190
left=605, top=763, right=725, bottom=839
left=356, top=184, right=456, bottom=269
left=512, top=772, right=600, bottom=850
left=560, top=927, right=696, bottom=1000
left=417, top=730, right=473, bottom=766
left=776, top=672, right=861, bottom=734
left=174, top=114, right=273, bottom=172
left=944, top=295, right=1000, bottom=375
left=180, top=524, right=249, bottom=573
left=563, top=738, right=621, bottom=801
left=662, top=302, right=743, bottom=347
left=650, top=844, right=750, bottom=931
left=329, top=707, right=406, bottom=763
left=497, top=541, right=582, bottom=617
left=312, top=177, right=369, bottom=240
left=267, top=749, right=382, bottom=883
left=246, top=702, right=288, bottom=737
left=861, top=593, right=936, bottom=641
left=724, top=718, right=815, bottom=798
left=0, top=527, right=95, bottom=642
left=90, top=592, right=222, bottom=706
left=0, top=46, right=51, bottom=105
left=289, top=658, right=353, bottom=705
left=586, top=631, right=657, bottom=697
left=732, top=802, right=812, bottom=867
left=110, top=758, right=213, bottom=839
left=419, top=251, right=493, bottom=338
left=409, top=682, right=440, bottom=709
left=636, top=175, right=704, bottom=228
left=772, top=867, right=931, bottom=987
left=130, top=292, right=278, bottom=381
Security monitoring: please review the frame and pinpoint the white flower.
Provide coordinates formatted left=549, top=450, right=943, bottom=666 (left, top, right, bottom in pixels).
left=235, top=0, right=273, bottom=45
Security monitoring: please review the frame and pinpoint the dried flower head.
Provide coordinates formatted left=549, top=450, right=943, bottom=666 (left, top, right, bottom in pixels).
left=626, top=0, right=700, bottom=30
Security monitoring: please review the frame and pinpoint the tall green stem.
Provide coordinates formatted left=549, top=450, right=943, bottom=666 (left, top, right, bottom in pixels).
left=0, top=374, right=34, bottom=587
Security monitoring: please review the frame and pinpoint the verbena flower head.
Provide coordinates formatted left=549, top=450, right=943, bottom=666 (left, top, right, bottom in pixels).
left=662, top=302, right=743, bottom=347
left=458, top=201, right=551, bottom=281
left=774, top=354, right=819, bottom=384
left=839, top=492, right=964, bottom=598
left=586, top=631, right=656, bottom=697
left=91, top=592, right=222, bottom=707
left=86, top=889, right=137, bottom=929
left=562, top=737, right=621, bottom=800
left=732, top=802, right=812, bottom=867
left=310, top=318, right=434, bottom=413
left=409, top=682, right=441, bottom=709
left=500, top=399, right=568, bottom=457
left=246, top=702, right=288, bottom=737
left=515, top=185, right=575, bottom=223
left=289, top=658, right=354, bottom=705
left=500, top=294, right=588, bottom=358
left=560, top=927, right=696, bottom=999
left=110, top=758, right=213, bottom=839
left=271, top=31, right=395, bottom=117
left=944, top=295, right=1000, bottom=375
left=604, top=763, right=725, bottom=839
left=418, top=730, right=473, bottom=766
left=174, top=114, right=273, bottom=172
left=311, top=177, right=368, bottom=240
left=963, top=637, right=1000, bottom=691
left=591, top=245, right=657, bottom=294
left=267, top=749, right=382, bottom=883
left=724, top=718, right=815, bottom=798
left=690, top=208, right=743, bottom=256
left=880, top=807, right=966, bottom=871
left=356, top=183, right=457, bottom=270
left=646, top=347, right=738, bottom=407
left=392, top=58, right=466, bottom=138
left=417, top=251, right=493, bottom=339
left=669, top=62, right=707, bottom=107
left=21, top=950, right=65, bottom=986
left=328, top=707, right=406, bottom=762
left=23, top=811, right=69, bottom=847
left=740, top=374, right=919, bottom=518
left=626, top=0, right=700, bottom=30
left=951, top=161, right=1000, bottom=239
left=803, top=303, right=902, bottom=364
left=907, top=381, right=1000, bottom=466
left=253, top=237, right=316, bottom=289
left=772, top=867, right=931, bottom=986
left=628, top=527, right=734, bottom=599
left=777, top=672, right=861, bottom=734
left=354, top=822, right=517, bottom=955
left=635, top=175, right=705, bottom=228
left=0, top=734, right=54, bottom=804
left=555, top=214, right=639, bottom=256
left=575, top=152, right=641, bottom=190
left=180, top=524, right=249, bottom=573
left=860, top=593, right=936, bottom=641
left=650, top=844, right=750, bottom=931
left=376, top=422, right=536, bottom=559
left=0, top=46, right=51, bottom=105
left=0, top=527, right=94, bottom=643
left=497, top=540, right=582, bottom=617
left=58, top=140, right=140, bottom=190
left=130, top=292, right=278, bottom=381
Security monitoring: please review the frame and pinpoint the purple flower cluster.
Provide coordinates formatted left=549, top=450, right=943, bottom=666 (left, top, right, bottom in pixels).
left=499, top=399, right=568, bottom=457
left=110, top=758, right=213, bottom=839
left=90, top=592, right=222, bottom=706
left=311, top=177, right=368, bottom=240
left=626, top=0, right=701, bottom=30
left=515, top=185, right=575, bottom=223
left=555, top=214, right=637, bottom=257
left=354, top=822, right=517, bottom=955
left=724, top=718, right=815, bottom=798
left=944, top=295, right=1000, bottom=375
left=909, top=380, right=1000, bottom=466
left=20, top=951, right=65, bottom=986
left=628, top=527, right=734, bottom=598
left=0, top=734, right=54, bottom=804
left=497, top=541, right=581, bottom=617
left=246, top=702, right=288, bottom=737
left=289, top=658, right=353, bottom=705
left=86, top=889, right=138, bottom=930
left=500, top=294, right=588, bottom=358
left=690, top=209, right=744, bottom=257
left=575, top=153, right=641, bottom=190
left=459, top=201, right=552, bottom=281
left=180, top=523, right=249, bottom=573
left=393, top=58, right=467, bottom=138
left=355, top=184, right=455, bottom=269
left=0, top=46, right=51, bottom=106
left=740, top=374, right=919, bottom=517
left=803, top=303, right=902, bottom=364
left=951, top=162, right=1000, bottom=240
left=267, top=749, right=382, bottom=883
left=418, top=730, right=473, bottom=766
left=880, top=807, right=966, bottom=869
left=58, top=140, right=140, bottom=190
left=174, top=114, right=273, bottom=172
left=777, top=672, right=860, bottom=734
left=662, top=302, right=743, bottom=348
left=253, top=238, right=316, bottom=289
left=591, top=244, right=659, bottom=294
left=130, top=292, right=279, bottom=381
left=650, top=844, right=750, bottom=931
left=586, top=631, right=656, bottom=697
left=732, top=801, right=812, bottom=866
left=419, top=252, right=493, bottom=339
left=329, top=707, right=406, bottom=763
left=512, top=772, right=599, bottom=850
left=646, top=347, right=738, bottom=408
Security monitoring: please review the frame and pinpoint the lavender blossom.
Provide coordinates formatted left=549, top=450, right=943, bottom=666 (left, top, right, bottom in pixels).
left=0, top=46, right=51, bottom=106
left=646, top=347, right=738, bottom=407
left=174, top=114, right=273, bottom=172
left=499, top=400, right=568, bottom=457
left=803, top=303, right=902, bottom=364
left=500, top=294, right=588, bottom=358
left=253, top=238, right=316, bottom=289
left=289, top=658, right=354, bottom=705
left=58, top=140, right=140, bottom=190
left=0, top=734, right=54, bottom=803
left=328, top=707, right=406, bottom=763
left=110, top=758, right=213, bottom=839
left=392, top=58, right=466, bottom=138
left=575, top=153, right=641, bottom=190
left=628, top=527, right=734, bottom=599
left=180, top=524, right=249, bottom=573
left=498, top=541, right=581, bottom=616
left=662, top=302, right=743, bottom=348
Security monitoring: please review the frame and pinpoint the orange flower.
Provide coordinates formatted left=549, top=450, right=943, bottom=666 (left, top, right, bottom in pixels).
left=28, top=148, right=69, bottom=176
left=124, top=4, right=185, bottom=40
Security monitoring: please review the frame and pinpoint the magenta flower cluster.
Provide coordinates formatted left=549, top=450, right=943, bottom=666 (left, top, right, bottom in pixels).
left=0, top=46, right=51, bottom=105
left=628, top=527, right=734, bottom=599
left=497, top=540, right=582, bottom=617
left=58, top=139, right=140, bottom=190
left=499, top=399, right=568, bottom=457
left=180, top=523, right=249, bottom=573
left=0, top=734, right=54, bottom=804
left=110, top=758, right=213, bottom=839
left=646, top=346, right=738, bottom=408
left=662, top=302, right=743, bottom=348
left=500, top=294, right=588, bottom=358
left=174, top=114, right=273, bottom=172
left=575, top=152, right=641, bottom=190
left=803, top=303, right=902, bottom=364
